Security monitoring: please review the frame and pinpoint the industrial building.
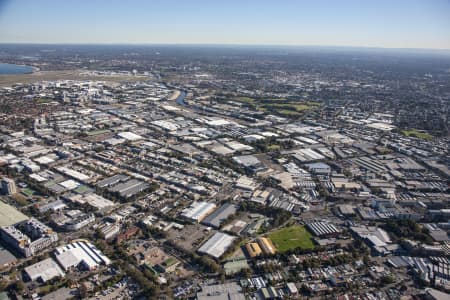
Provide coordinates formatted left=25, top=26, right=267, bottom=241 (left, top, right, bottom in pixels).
left=96, top=174, right=150, bottom=198
left=202, top=203, right=237, bottom=228
left=197, top=232, right=236, bottom=259
left=196, top=282, right=245, bottom=300
left=245, top=242, right=262, bottom=258
left=108, top=179, right=150, bottom=199
left=54, top=240, right=111, bottom=271
left=0, top=201, right=28, bottom=227
left=232, top=155, right=267, bottom=174
left=257, top=237, right=277, bottom=255
left=65, top=193, right=115, bottom=211
left=181, top=201, right=217, bottom=223
left=24, top=258, right=65, bottom=282
left=305, top=162, right=331, bottom=175
left=52, top=210, right=95, bottom=231
left=351, top=226, right=395, bottom=255
left=97, top=223, right=120, bottom=240
left=306, top=222, right=341, bottom=237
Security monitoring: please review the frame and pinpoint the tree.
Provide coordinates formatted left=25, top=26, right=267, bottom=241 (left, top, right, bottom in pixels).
left=0, top=279, right=8, bottom=292
left=380, top=274, right=396, bottom=286
left=79, top=283, right=89, bottom=298
left=241, top=268, right=252, bottom=278
left=14, top=280, right=25, bottom=292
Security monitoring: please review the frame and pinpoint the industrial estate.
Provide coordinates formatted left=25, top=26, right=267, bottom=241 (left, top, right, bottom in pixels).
left=0, top=44, right=448, bottom=300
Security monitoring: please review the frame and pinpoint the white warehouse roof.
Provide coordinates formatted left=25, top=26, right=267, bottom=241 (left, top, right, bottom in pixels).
left=118, top=131, right=144, bottom=141
left=198, top=232, right=236, bottom=259
left=55, top=240, right=111, bottom=271
left=25, top=258, right=65, bottom=282
left=181, top=201, right=217, bottom=222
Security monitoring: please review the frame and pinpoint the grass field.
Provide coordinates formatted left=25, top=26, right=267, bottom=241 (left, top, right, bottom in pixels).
left=268, top=225, right=314, bottom=252
left=401, top=129, right=433, bottom=140
left=231, top=97, right=319, bottom=118
left=21, top=187, right=36, bottom=197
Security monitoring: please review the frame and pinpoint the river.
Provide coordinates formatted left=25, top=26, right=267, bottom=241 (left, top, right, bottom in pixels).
left=175, top=91, right=187, bottom=106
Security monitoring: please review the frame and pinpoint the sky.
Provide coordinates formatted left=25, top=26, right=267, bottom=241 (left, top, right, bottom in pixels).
left=0, top=0, right=449, bottom=49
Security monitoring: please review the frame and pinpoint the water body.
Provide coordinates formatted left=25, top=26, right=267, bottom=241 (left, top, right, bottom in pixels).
left=176, top=91, right=187, bottom=106
left=0, top=63, right=34, bottom=75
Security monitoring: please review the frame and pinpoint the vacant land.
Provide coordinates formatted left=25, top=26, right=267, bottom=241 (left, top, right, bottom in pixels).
left=401, top=129, right=433, bottom=140
left=268, top=225, right=314, bottom=252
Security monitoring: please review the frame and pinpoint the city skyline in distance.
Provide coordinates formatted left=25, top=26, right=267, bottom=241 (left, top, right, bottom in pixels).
left=0, top=0, right=449, bottom=50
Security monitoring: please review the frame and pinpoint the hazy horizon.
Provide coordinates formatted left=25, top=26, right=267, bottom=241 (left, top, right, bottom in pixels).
left=0, top=0, right=449, bottom=50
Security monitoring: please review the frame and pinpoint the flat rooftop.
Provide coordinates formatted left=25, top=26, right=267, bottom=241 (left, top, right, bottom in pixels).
left=0, top=201, right=28, bottom=227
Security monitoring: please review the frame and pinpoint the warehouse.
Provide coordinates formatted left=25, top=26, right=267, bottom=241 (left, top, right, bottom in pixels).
left=54, top=240, right=111, bottom=271
left=245, top=242, right=262, bottom=258
left=0, top=201, right=28, bottom=227
left=257, top=237, right=277, bottom=255
left=108, top=179, right=150, bottom=198
left=232, top=155, right=266, bottom=173
left=305, top=162, right=331, bottom=175
left=306, top=222, right=341, bottom=237
left=197, top=232, right=236, bottom=259
left=55, top=166, right=90, bottom=182
left=292, top=148, right=325, bottom=162
left=202, top=203, right=237, bottom=228
left=117, top=131, right=143, bottom=141
left=66, top=193, right=115, bottom=211
left=197, top=282, right=245, bottom=300
left=96, top=174, right=129, bottom=188
left=24, top=258, right=65, bottom=282
left=181, top=201, right=217, bottom=223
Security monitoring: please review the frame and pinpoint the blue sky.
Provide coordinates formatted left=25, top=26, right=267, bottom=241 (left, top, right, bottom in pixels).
left=0, top=0, right=449, bottom=49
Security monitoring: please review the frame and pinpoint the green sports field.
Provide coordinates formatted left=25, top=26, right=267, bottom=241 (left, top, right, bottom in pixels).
left=268, top=225, right=314, bottom=252
left=401, top=129, right=433, bottom=140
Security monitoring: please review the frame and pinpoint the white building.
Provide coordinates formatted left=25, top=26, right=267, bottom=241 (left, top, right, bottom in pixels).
left=197, top=232, right=236, bottom=259
left=24, top=258, right=65, bottom=282
left=181, top=201, right=217, bottom=223
left=55, top=240, right=111, bottom=271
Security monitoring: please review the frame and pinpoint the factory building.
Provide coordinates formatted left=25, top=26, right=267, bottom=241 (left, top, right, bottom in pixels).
left=202, top=203, right=237, bottom=228
left=24, top=258, right=65, bottom=282
left=55, top=240, right=111, bottom=271
left=245, top=242, right=262, bottom=258
left=257, top=237, right=277, bottom=255
left=181, top=201, right=217, bottom=223
left=197, top=232, right=236, bottom=259
left=306, top=221, right=341, bottom=237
